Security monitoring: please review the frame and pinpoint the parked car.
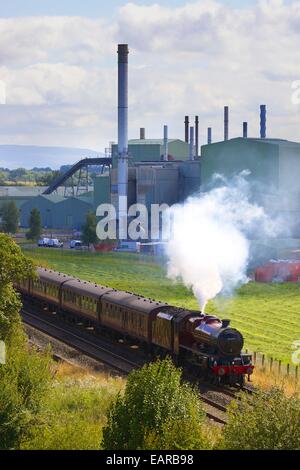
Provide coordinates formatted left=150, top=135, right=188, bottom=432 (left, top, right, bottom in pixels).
left=69, top=240, right=82, bottom=249
left=38, top=238, right=50, bottom=247
left=48, top=239, right=64, bottom=248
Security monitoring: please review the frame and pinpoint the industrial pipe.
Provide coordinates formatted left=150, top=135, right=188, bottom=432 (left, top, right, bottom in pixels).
left=140, top=128, right=145, bottom=140
left=260, top=105, right=266, bottom=139
left=189, top=126, right=194, bottom=160
left=184, top=116, right=189, bottom=143
left=207, top=127, right=212, bottom=145
left=163, top=125, right=168, bottom=161
left=117, top=44, right=129, bottom=239
left=243, top=122, right=248, bottom=138
left=195, top=116, right=199, bottom=158
left=224, top=106, right=229, bottom=141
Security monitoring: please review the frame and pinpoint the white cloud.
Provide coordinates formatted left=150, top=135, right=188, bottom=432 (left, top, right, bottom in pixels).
left=0, top=1, right=299, bottom=157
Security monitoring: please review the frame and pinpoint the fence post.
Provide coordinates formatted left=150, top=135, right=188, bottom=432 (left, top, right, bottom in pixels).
left=278, top=360, right=281, bottom=374
left=270, top=357, right=273, bottom=371
left=287, top=363, right=290, bottom=376
left=262, top=354, right=265, bottom=367
left=296, top=366, right=298, bottom=381
left=254, top=351, right=257, bottom=363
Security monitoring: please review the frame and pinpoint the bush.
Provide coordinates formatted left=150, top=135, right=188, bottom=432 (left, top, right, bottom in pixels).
left=102, top=358, right=207, bottom=450
left=224, top=387, right=300, bottom=450
left=22, top=377, right=123, bottom=450
left=0, top=335, right=52, bottom=450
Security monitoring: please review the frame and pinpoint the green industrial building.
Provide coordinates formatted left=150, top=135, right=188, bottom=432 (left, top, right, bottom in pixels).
left=111, top=138, right=190, bottom=167
left=201, top=138, right=300, bottom=194
left=201, top=137, right=300, bottom=235
left=20, top=194, right=93, bottom=229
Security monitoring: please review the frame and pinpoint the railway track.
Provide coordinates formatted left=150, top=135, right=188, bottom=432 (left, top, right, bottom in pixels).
left=21, top=306, right=234, bottom=425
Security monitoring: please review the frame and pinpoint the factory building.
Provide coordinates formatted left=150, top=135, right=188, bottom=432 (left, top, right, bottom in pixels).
left=111, top=138, right=190, bottom=166
left=108, top=160, right=201, bottom=215
left=201, top=137, right=300, bottom=234
left=20, top=194, right=93, bottom=229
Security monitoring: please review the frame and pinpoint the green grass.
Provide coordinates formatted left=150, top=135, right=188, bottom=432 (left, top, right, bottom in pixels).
left=25, top=248, right=300, bottom=364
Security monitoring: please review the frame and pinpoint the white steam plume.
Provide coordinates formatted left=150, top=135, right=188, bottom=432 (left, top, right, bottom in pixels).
left=165, top=173, right=278, bottom=312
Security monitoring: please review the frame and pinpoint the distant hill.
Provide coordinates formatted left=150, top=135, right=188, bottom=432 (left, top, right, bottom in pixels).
left=0, top=145, right=101, bottom=170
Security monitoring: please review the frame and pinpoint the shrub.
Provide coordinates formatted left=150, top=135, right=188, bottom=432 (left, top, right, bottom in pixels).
left=102, top=358, right=207, bottom=450
left=224, top=387, right=300, bottom=450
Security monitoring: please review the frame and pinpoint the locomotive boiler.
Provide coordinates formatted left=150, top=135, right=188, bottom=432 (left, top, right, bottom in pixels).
left=17, top=267, right=254, bottom=385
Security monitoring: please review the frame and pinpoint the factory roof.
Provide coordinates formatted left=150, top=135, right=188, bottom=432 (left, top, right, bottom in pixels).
left=202, top=137, right=300, bottom=148
left=128, top=139, right=182, bottom=145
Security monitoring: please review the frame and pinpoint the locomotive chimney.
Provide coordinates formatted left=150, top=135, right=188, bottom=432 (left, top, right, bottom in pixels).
left=222, top=319, right=231, bottom=328
left=184, top=115, right=189, bottom=143
left=117, top=44, right=129, bottom=239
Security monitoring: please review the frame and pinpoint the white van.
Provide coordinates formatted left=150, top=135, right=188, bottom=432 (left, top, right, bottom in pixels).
left=38, top=238, right=50, bottom=247
left=69, top=240, right=82, bottom=249
left=48, top=239, right=64, bottom=248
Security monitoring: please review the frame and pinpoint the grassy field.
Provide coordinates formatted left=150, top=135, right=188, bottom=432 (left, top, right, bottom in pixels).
left=25, top=248, right=300, bottom=364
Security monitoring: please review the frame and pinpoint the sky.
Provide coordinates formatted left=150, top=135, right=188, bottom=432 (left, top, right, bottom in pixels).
left=0, top=0, right=299, bottom=155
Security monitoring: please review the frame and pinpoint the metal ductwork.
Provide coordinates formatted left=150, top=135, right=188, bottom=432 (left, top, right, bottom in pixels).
left=207, top=127, right=212, bottom=145
left=224, top=106, right=229, bottom=141
left=117, top=44, right=129, bottom=239
left=195, top=116, right=199, bottom=158
left=260, top=104, right=266, bottom=139
left=243, top=122, right=248, bottom=138
left=140, top=128, right=145, bottom=140
left=189, top=126, right=194, bottom=161
left=163, top=125, right=168, bottom=161
left=184, top=116, right=189, bottom=143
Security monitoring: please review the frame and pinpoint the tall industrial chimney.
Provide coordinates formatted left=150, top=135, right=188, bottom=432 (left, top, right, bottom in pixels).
left=207, top=127, right=212, bottom=145
left=243, top=122, right=248, bottom=138
left=260, top=104, right=266, bottom=139
left=184, top=116, right=189, bottom=143
left=195, top=116, right=199, bottom=158
left=189, top=126, right=194, bottom=160
left=140, top=128, right=145, bottom=140
left=224, top=106, right=229, bottom=141
left=117, top=44, right=129, bottom=239
left=163, top=125, right=168, bottom=162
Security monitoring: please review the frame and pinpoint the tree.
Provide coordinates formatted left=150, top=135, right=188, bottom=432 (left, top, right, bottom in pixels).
left=26, top=208, right=42, bottom=241
left=0, top=233, right=35, bottom=340
left=102, top=358, right=207, bottom=450
left=224, top=387, right=300, bottom=450
left=1, top=201, right=19, bottom=234
left=0, top=234, right=51, bottom=449
left=81, top=211, right=98, bottom=247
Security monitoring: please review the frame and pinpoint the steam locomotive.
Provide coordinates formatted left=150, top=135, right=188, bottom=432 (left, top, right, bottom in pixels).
left=17, top=267, right=254, bottom=385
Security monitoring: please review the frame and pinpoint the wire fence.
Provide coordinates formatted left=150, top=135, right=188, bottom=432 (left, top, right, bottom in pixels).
left=245, top=349, right=299, bottom=381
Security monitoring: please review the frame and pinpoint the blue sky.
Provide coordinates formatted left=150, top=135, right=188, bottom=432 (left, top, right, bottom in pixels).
left=0, top=0, right=255, bottom=17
